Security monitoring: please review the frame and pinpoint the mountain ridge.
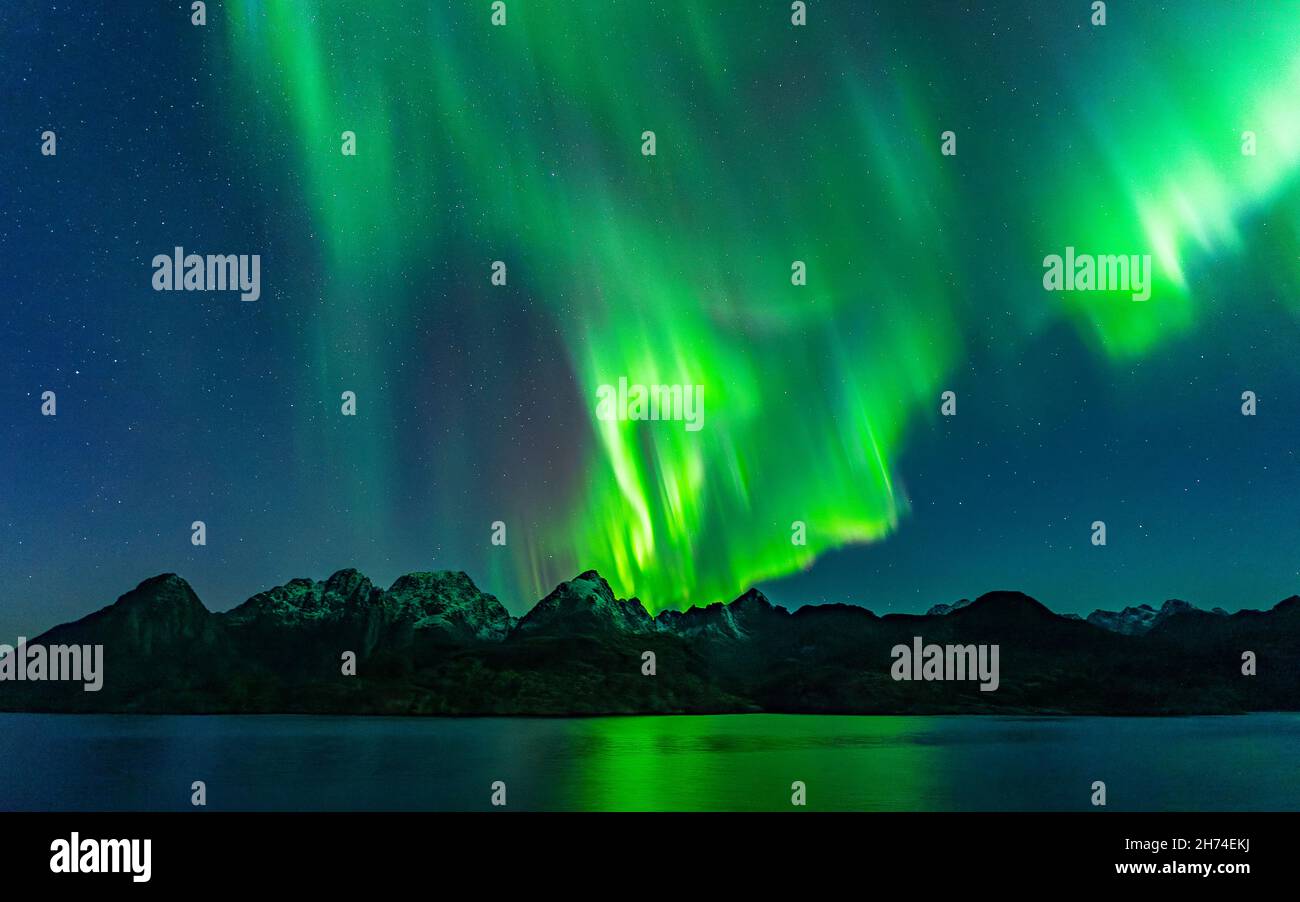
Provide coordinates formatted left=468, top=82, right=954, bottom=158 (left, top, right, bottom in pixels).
left=3, top=568, right=1297, bottom=716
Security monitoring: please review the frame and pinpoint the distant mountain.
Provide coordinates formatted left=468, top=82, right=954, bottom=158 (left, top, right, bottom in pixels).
left=926, top=598, right=973, bottom=616
left=656, top=588, right=788, bottom=640
left=1086, top=599, right=1225, bottom=636
left=2, top=570, right=1297, bottom=716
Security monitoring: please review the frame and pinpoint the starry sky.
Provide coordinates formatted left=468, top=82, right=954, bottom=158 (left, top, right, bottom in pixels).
left=4, top=0, right=1300, bottom=639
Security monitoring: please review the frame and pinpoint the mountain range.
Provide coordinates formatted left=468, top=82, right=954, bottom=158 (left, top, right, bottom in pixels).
left=2, top=569, right=1297, bottom=715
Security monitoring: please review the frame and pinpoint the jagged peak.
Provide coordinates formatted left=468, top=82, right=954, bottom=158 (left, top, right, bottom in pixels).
left=325, top=567, right=369, bottom=587
left=387, top=569, right=483, bottom=594
left=115, top=573, right=204, bottom=607
left=81, top=574, right=214, bottom=628
left=539, top=570, right=619, bottom=604
left=513, top=570, right=651, bottom=635
left=649, top=587, right=789, bottom=640
left=135, top=572, right=190, bottom=590
left=731, top=587, right=773, bottom=608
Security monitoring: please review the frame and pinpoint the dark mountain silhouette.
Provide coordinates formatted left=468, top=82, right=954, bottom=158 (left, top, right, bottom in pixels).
left=2, top=569, right=1296, bottom=715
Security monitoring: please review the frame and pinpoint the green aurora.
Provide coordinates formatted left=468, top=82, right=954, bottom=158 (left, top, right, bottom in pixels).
left=218, top=0, right=1300, bottom=612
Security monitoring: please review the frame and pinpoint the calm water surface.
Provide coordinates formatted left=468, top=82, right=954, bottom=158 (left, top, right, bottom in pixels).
left=1, top=713, right=1296, bottom=811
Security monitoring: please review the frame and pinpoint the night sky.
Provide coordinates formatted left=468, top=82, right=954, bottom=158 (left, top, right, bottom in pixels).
left=4, top=1, right=1300, bottom=641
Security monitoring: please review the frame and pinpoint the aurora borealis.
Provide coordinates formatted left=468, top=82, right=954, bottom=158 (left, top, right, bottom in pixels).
left=6, top=1, right=1300, bottom=633
left=221, top=0, right=955, bottom=608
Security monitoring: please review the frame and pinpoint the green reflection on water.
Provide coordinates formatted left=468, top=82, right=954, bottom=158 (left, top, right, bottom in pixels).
left=556, top=714, right=949, bottom=812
